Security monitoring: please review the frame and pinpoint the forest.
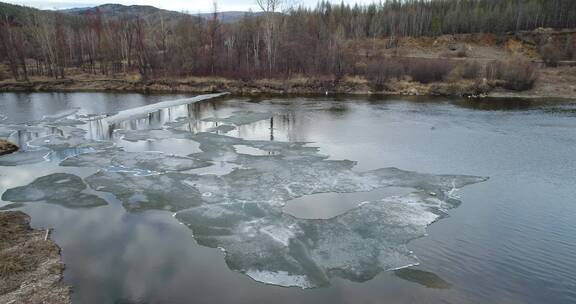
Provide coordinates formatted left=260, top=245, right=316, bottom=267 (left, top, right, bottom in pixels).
left=1, top=0, right=575, bottom=92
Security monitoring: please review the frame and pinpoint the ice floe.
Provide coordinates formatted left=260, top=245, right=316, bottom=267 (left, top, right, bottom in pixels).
left=103, top=93, right=228, bottom=123
left=2, top=173, right=107, bottom=208
left=0, top=104, right=488, bottom=288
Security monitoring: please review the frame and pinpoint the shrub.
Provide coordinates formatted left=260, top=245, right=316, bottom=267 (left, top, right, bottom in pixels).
left=540, top=42, right=563, bottom=67
left=405, top=58, right=454, bottom=84
left=486, top=57, right=538, bottom=91
left=565, top=36, right=575, bottom=60
left=450, top=61, right=482, bottom=80
left=365, top=59, right=404, bottom=91
left=446, top=61, right=482, bottom=82
left=461, top=61, right=482, bottom=79
left=0, top=69, right=9, bottom=81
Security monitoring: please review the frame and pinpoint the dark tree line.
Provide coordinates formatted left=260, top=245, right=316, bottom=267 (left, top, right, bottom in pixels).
left=1, top=0, right=575, bottom=81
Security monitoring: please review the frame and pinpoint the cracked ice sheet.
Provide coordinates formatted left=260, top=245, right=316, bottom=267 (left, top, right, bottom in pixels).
left=103, top=93, right=229, bottom=123
left=78, top=131, right=486, bottom=288
left=1, top=109, right=487, bottom=289
left=171, top=161, right=484, bottom=288
left=176, top=193, right=444, bottom=288
left=61, top=148, right=211, bottom=173
left=28, top=134, right=113, bottom=151
left=1, top=173, right=107, bottom=208
left=0, top=150, right=52, bottom=166
left=0, top=133, right=114, bottom=166
left=0, top=126, right=15, bottom=138
left=85, top=171, right=204, bottom=211
left=116, top=128, right=194, bottom=142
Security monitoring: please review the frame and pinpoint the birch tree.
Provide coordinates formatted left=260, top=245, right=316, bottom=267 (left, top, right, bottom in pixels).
left=256, top=0, right=283, bottom=75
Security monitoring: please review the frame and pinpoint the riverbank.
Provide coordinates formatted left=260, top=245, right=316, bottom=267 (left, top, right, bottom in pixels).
left=0, top=211, right=71, bottom=304
left=1, top=65, right=574, bottom=100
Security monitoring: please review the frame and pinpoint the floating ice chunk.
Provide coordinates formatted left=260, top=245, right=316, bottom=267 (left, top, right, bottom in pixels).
left=260, top=225, right=295, bottom=246
left=62, top=130, right=487, bottom=288
left=85, top=171, right=203, bottom=211
left=246, top=270, right=313, bottom=288
left=61, top=149, right=210, bottom=172
left=157, top=133, right=489, bottom=288
left=118, top=129, right=186, bottom=142
left=202, top=111, right=273, bottom=126
left=28, top=134, right=113, bottom=151
left=48, top=147, right=99, bottom=163
left=283, top=186, right=415, bottom=219
left=103, top=93, right=228, bottom=124
left=2, top=173, right=107, bottom=208
left=0, top=150, right=51, bottom=166
left=0, top=126, right=15, bottom=139
left=184, top=162, right=241, bottom=176
left=174, top=191, right=476, bottom=288
left=188, top=133, right=243, bottom=161
left=105, top=164, right=159, bottom=177
left=233, top=145, right=268, bottom=156
left=23, top=134, right=113, bottom=163
left=191, top=131, right=317, bottom=160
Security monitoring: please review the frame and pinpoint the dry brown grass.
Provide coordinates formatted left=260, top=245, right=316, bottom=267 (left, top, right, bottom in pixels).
left=0, top=140, right=18, bottom=156
left=0, top=212, right=70, bottom=304
left=486, top=57, right=538, bottom=91
left=177, top=76, right=235, bottom=84
left=343, top=75, right=369, bottom=85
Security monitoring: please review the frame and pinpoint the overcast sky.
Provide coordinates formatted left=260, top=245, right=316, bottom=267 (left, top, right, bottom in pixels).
left=4, top=0, right=375, bottom=13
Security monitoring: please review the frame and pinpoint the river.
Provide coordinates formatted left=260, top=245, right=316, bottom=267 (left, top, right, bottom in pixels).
left=0, top=92, right=575, bottom=304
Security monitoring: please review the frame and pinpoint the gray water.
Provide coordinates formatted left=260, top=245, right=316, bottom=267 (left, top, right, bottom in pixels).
left=1, top=92, right=575, bottom=303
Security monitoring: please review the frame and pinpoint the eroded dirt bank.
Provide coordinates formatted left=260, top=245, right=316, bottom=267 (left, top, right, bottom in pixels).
left=0, top=211, right=71, bottom=304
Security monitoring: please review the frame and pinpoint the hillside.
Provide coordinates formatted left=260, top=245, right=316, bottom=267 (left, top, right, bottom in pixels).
left=0, top=2, right=262, bottom=26
left=0, top=2, right=63, bottom=21
left=59, top=3, right=188, bottom=21
left=60, top=4, right=261, bottom=23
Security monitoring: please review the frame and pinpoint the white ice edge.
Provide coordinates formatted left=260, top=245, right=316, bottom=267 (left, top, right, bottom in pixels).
left=103, top=93, right=229, bottom=124
left=389, top=262, right=421, bottom=271
left=245, top=270, right=313, bottom=288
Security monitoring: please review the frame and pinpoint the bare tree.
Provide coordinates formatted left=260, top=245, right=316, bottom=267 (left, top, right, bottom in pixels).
left=256, top=0, right=283, bottom=75
left=207, top=1, right=222, bottom=75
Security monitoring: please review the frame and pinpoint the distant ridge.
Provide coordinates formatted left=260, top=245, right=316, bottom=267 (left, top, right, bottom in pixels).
left=59, top=3, right=262, bottom=23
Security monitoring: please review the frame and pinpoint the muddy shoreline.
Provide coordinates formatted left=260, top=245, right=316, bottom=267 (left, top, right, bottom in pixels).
left=1, top=76, right=573, bottom=100
left=0, top=211, right=71, bottom=304
left=0, top=140, right=19, bottom=156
